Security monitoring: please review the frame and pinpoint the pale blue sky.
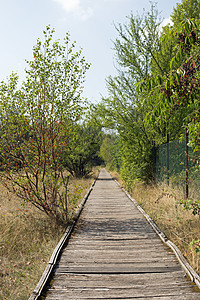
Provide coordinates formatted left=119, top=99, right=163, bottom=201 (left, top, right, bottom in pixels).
left=0, top=0, right=181, bottom=103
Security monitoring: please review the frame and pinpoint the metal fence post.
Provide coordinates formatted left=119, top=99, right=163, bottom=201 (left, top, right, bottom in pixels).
left=185, top=128, right=189, bottom=199
left=152, top=144, right=157, bottom=183
left=167, top=134, right=169, bottom=185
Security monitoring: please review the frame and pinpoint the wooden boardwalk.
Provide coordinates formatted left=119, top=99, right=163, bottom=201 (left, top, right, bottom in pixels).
left=43, top=169, right=200, bottom=299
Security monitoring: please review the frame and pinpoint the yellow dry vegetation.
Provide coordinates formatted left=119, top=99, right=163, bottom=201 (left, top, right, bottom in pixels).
left=110, top=171, right=200, bottom=274
left=131, top=182, right=200, bottom=274
left=0, top=172, right=96, bottom=300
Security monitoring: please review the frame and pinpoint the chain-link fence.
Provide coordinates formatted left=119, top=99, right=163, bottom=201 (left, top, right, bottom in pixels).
left=155, top=136, right=200, bottom=199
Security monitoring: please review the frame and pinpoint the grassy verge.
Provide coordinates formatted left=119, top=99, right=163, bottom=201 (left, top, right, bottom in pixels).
left=110, top=171, right=200, bottom=275
left=0, top=171, right=97, bottom=300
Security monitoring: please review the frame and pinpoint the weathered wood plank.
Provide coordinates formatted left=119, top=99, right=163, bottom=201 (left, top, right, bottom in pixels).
left=44, top=288, right=199, bottom=300
left=58, top=256, right=176, bottom=264
left=42, top=169, right=200, bottom=299
left=54, top=265, right=182, bottom=275
left=46, top=272, right=193, bottom=287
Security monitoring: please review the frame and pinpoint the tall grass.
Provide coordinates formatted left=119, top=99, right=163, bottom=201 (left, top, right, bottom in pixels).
left=110, top=171, right=200, bottom=274
left=0, top=174, right=95, bottom=300
left=130, top=182, right=200, bottom=274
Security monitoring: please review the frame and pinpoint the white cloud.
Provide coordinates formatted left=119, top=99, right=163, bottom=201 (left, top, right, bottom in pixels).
left=161, top=17, right=173, bottom=28
left=54, top=0, right=94, bottom=20
left=158, top=18, right=173, bottom=34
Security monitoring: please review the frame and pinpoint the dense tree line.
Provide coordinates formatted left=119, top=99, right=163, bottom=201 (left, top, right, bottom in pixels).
left=95, top=0, right=200, bottom=187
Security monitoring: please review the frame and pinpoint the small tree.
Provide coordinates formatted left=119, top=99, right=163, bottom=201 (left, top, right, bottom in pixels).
left=100, top=134, right=121, bottom=170
left=63, top=123, right=102, bottom=178
left=0, top=26, right=90, bottom=225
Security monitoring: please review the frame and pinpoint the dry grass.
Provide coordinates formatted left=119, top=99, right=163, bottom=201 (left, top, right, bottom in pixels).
left=109, top=169, right=200, bottom=274
left=129, top=181, right=200, bottom=274
left=0, top=171, right=97, bottom=300
left=109, top=170, right=123, bottom=185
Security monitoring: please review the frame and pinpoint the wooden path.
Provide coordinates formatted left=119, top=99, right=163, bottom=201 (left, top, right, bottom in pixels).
left=42, top=169, right=200, bottom=299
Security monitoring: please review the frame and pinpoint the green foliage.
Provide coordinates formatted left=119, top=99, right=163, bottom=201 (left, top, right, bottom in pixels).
left=0, top=26, right=90, bottom=225
left=139, top=1, right=200, bottom=216
left=63, top=123, right=102, bottom=178
left=120, top=137, right=155, bottom=185
left=95, top=3, right=165, bottom=182
left=179, top=198, right=200, bottom=216
left=171, top=0, right=200, bottom=27
left=100, top=134, right=121, bottom=170
left=113, top=2, right=162, bottom=80
left=144, top=19, right=200, bottom=147
left=190, top=239, right=200, bottom=253
left=96, top=0, right=200, bottom=191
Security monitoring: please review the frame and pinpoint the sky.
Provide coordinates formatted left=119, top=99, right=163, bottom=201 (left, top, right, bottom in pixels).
left=0, top=0, right=181, bottom=103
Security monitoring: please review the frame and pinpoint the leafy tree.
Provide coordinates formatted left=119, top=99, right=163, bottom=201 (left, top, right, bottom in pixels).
left=96, top=3, right=166, bottom=182
left=171, top=0, right=200, bottom=27
left=100, top=134, right=121, bottom=170
left=142, top=19, right=200, bottom=145
left=63, top=123, right=103, bottom=178
left=137, top=1, right=200, bottom=206
left=0, top=26, right=90, bottom=225
left=97, top=1, right=200, bottom=184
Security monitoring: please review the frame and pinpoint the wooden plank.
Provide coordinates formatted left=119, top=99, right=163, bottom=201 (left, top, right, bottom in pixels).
left=53, top=265, right=182, bottom=275
left=60, top=253, right=172, bottom=259
left=45, top=288, right=199, bottom=300
left=46, top=271, right=193, bottom=286
left=58, top=256, right=176, bottom=263
left=62, top=240, right=171, bottom=247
